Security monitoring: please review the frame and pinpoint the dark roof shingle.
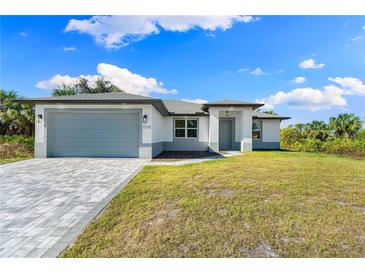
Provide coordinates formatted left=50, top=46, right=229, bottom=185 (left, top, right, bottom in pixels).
left=163, top=100, right=208, bottom=115
left=253, top=112, right=291, bottom=120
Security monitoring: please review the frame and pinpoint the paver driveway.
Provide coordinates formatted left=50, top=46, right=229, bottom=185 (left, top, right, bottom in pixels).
left=0, top=158, right=148, bottom=258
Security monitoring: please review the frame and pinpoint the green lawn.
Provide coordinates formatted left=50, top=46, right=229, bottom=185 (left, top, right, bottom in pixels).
left=62, top=151, right=365, bottom=258
left=0, top=156, right=32, bottom=164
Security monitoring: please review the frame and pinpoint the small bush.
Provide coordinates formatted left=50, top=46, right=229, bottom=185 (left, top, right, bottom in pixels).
left=0, top=135, right=34, bottom=161
left=322, top=138, right=365, bottom=155
left=0, top=135, right=34, bottom=148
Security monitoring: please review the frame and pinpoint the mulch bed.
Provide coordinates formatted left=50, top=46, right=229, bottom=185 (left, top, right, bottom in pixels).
left=152, top=151, right=221, bottom=161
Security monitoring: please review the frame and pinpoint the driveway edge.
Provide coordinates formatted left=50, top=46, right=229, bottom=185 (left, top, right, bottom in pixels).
left=41, top=161, right=147, bottom=258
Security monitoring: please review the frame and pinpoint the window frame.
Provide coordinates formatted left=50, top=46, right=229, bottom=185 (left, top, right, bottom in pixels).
left=174, top=118, right=199, bottom=139
left=252, top=119, right=262, bottom=140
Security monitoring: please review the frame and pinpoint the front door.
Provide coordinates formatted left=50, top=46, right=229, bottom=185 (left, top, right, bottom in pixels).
left=219, top=119, right=233, bottom=150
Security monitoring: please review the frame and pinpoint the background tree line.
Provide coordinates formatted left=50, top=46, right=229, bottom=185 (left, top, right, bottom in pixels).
left=0, top=77, right=122, bottom=136
left=281, top=114, right=365, bottom=157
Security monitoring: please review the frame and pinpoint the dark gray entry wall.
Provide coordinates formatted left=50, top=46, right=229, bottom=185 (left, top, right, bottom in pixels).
left=47, top=110, right=140, bottom=157
left=219, top=118, right=234, bottom=150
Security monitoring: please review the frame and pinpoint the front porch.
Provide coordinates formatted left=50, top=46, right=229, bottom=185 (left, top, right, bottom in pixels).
left=207, top=106, right=254, bottom=153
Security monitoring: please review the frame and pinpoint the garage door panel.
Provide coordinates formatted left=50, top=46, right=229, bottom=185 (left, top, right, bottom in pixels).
left=47, top=111, right=139, bottom=157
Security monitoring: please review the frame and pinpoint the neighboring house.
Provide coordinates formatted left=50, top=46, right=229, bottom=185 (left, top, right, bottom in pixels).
left=17, top=92, right=290, bottom=158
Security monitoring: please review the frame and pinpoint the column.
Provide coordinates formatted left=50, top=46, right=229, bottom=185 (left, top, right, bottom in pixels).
left=240, top=107, right=253, bottom=152
left=208, top=108, right=219, bottom=152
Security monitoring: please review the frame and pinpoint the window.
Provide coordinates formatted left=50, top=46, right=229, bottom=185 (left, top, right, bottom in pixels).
left=174, top=119, right=198, bottom=138
left=252, top=120, right=262, bottom=140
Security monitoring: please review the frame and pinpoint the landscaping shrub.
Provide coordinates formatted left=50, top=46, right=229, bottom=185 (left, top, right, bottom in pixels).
left=0, top=135, right=34, bottom=161
left=281, top=113, right=365, bottom=158
left=321, top=138, right=365, bottom=156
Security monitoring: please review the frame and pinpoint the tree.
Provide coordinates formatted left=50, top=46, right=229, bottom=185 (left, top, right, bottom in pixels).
left=76, top=77, right=93, bottom=94
left=52, top=77, right=123, bottom=96
left=306, top=120, right=328, bottom=131
left=263, top=110, right=277, bottom=115
left=328, top=113, right=362, bottom=139
left=0, top=89, right=34, bottom=136
left=52, top=84, right=78, bottom=96
left=256, top=108, right=277, bottom=115
left=94, top=77, right=122, bottom=93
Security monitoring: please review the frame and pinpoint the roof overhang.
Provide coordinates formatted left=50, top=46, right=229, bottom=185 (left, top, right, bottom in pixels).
left=201, top=103, right=264, bottom=112
left=14, top=98, right=170, bottom=116
left=252, top=115, right=291, bottom=120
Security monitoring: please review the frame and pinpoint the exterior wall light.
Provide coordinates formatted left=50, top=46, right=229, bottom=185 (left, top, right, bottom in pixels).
left=142, top=114, right=148, bottom=124
left=36, top=114, right=43, bottom=123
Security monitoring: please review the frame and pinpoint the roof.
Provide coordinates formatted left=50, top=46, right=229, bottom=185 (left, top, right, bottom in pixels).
left=202, top=99, right=264, bottom=111
left=163, top=100, right=208, bottom=116
left=253, top=112, right=291, bottom=120
left=15, top=92, right=170, bottom=116
left=16, top=92, right=153, bottom=102
left=15, top=92, right=289, bottom=119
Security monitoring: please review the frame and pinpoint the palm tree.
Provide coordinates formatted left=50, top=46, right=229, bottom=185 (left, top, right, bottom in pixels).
left=307, top=120, right=328, bottom=131
left=328, top=113, right=362, bottom=139
left=52, top=84, right=78, bottom=97
left=0, top=89, right=35, bottom=135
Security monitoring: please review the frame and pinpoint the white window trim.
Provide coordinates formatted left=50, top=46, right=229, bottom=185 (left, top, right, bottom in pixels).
left=174, top=118, right=199, bottom=139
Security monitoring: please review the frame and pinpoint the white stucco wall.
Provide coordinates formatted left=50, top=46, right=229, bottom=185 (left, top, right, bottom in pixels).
left=163, top=117, right=173, bottom=142
left=151, top=106, right=165, bottom=143
left=262, top=119, right=281, bottom=142
left=198, top=116, right=209, bottom=142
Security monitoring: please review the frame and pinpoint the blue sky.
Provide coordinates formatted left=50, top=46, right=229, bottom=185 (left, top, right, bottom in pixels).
left=1, top=15, right=364, bottom=126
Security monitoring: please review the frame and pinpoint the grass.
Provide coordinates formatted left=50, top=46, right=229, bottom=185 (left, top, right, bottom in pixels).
left=61, top=151, right=365, bottom=257
left=0, top=156, right=33, bottom=164
left=0, top=135, right=34, bottom=164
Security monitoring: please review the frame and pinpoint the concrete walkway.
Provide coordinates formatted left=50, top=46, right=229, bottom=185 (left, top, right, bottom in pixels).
left=0, top=158, right=147, bottom=258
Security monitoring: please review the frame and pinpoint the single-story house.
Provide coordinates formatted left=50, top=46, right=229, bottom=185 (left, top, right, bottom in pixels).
left=17, top=92, right=290, bottom=158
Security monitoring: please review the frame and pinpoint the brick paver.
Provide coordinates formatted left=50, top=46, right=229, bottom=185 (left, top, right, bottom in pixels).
left=0, top=158, right=147, bottom=257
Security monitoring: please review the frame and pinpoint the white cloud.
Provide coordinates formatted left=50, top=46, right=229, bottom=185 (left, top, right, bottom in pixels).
left=276, top=69, right=285, bottom=74
left=237, top=68, right=249, bottom=73
left=36, top=74, right=81, bottom=89
left=363, top=25, right=365, bottom=30
left=299, top=58, right=325, bottom=69
left=36, top=63, right=177, bottom=96
left=19, top=32, right=27, bottom=37
left=63, top=46, right=77, bottom=51
left=65, top=15, right=259, bottom=49
left=292, top=76, right=306, bottom=84
left=257, top=76, right=365, bottom=111
left=328, top=77, right=365, bottom=96
left=257, top=86, right=346, bottom=111
left=250, top=68, right=265, bottom=76
left=182, top=98, right=208, bottom=104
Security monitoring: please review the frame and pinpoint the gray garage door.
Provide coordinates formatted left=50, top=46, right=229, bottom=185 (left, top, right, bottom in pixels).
left=47, top=111, right=139, bottom=157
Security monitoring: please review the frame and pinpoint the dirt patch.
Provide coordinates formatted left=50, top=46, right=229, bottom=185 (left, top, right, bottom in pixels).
left=206, top=188, right=237, bottom=197
left=239, top=242, right=278, bottom=257
left=335, top=200, right=365, bottom=213
left=239, top=178, right=258, bottom=183
left=257, top=242, right=278, bottom=257
left=217, top=208, right=228, bottom=216
left=281, top=237, right=305, bottom=244
left=177, top=244, right=189, bottom=254
left=147, top=207, right=180, bottom=226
